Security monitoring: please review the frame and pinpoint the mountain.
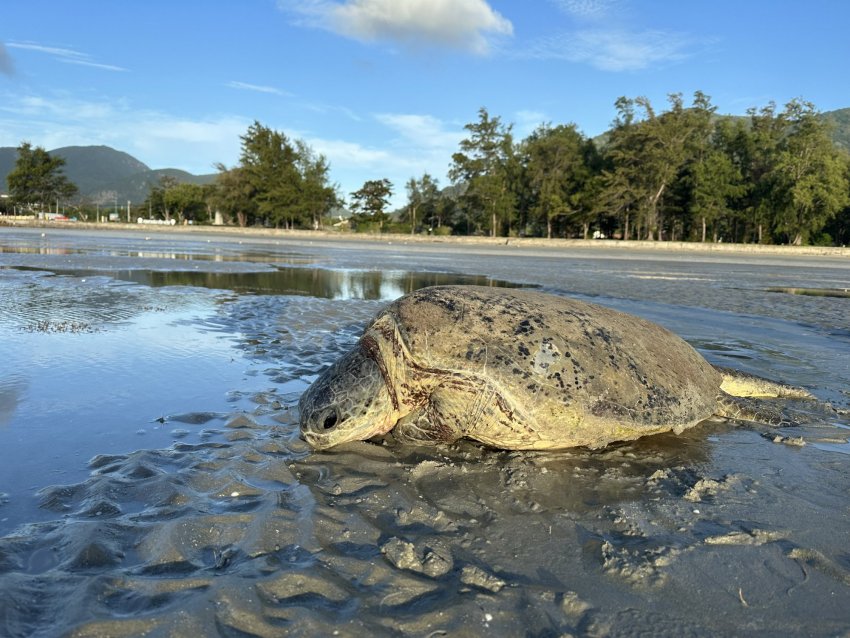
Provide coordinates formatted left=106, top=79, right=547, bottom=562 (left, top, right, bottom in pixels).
left=823, top=107, right=850, bottom=152
left=0, top=145, right=215, bottom=204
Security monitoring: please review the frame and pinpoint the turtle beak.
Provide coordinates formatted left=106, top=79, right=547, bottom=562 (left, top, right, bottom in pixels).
left=301, top=430, right=327, bottom=449
left=299, top=410, right=339, bottom=450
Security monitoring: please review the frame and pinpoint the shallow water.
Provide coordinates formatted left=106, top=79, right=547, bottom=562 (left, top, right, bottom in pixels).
left=0, top=228, right=849, bottom=637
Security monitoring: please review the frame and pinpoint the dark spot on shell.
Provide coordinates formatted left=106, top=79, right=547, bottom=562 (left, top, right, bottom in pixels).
left=594, top=328, right=613, bottom=344
left=515, top=319, right=534, bottom=336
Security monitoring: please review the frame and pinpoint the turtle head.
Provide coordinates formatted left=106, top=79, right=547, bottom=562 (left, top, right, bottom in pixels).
left=299, top=342, right=398, bottom=450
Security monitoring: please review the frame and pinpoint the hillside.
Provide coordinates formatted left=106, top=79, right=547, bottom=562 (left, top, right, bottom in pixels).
left=824, top=107, right=850, bottom=152
left=0, top=145, right=215, bottom=204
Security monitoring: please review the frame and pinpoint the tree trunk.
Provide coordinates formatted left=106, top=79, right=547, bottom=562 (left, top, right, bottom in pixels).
left=646, top=183, right=665, bottom=241
left=701, top=217, right=707, bottom=242
left=547, top=217, right=552, bottom=240
left=491, top=211, right=497, bottom=237
left=582, top=222, right=589, bottom=240
left=623, top=212, right=630, bottom=241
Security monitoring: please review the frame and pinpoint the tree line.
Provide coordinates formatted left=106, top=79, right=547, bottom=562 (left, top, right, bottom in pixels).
left=142, top=122, right=342, bottom=228
left=411, top=93, right=849, bottom=245
left=5, top=92, right=850, bottom=245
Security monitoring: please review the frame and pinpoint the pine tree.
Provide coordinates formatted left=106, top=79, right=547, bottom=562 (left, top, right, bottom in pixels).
left=6, top=142, right=78, bottom=210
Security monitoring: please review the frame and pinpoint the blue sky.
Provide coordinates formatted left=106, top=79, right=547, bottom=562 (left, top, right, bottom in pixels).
left=2, top=0, right=849, bottom=208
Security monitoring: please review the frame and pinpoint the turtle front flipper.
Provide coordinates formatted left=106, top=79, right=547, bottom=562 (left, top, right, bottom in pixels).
left=392, top=389, right=465, bottom=445
left=715, top=392, right=788, bottom=426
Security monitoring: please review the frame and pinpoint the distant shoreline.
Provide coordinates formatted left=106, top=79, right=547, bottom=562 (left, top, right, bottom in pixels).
left=2, top=218, right=849, bottom=258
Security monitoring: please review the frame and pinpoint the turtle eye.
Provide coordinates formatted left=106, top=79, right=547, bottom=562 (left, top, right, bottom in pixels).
left=321, top=411, right=339, bottom=431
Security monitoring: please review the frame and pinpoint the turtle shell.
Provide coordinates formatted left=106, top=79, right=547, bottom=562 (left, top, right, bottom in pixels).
left=376, top=285, right=722, bottom=448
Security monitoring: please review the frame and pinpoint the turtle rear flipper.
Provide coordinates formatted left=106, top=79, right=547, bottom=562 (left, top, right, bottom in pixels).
left=715, top=393, right=788, bottom=426
left=716, top=367, right=813, bottom=399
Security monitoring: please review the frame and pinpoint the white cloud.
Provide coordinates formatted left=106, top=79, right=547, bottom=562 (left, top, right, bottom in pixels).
left=7, top=41, right=127, bottom=72
left=304, top=137, right=392, bottom=168
left=293, top=112, right=464, bottom=206
left=61, top=59, right=128, bottom=72
left=522, top=29, right=691, bottom=71
left=0, top=87, right=459, bottom=209
left=226, top=81, right=289, bottom=96
left=375, top=113, right=463, bottom=150
left=280, top=0, right=512, bottom=54
left=551, top=0, right=620, bottom=20
left=513, top=110, right=548, bottom=137
left=0, top=91, right=247, bottom=174
left=524, top=1, right=696, bottom=72
left=7, top=42, right=86, bottom=59
left=300, top=101, right=363, bottom=122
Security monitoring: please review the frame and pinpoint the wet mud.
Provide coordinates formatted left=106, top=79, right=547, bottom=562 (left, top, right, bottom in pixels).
left=1, top=228, right=849, bottom=637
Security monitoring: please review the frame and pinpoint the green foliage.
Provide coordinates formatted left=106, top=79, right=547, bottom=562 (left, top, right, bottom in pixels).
left=349, top=178, right=393, bottom=231
left=210, top=165, right=256, bottom=227
left=160, top=103, right=850, bottom=244
left=824, top=199, right=850, bottom=246
left=211, top=121, right=338, bottom=228
left=404, top=173, right=440, bottom=234
left=449, top=107, right=518, bottom=237
left=143, top=175, right=211, bottom=222
left=6, top=142, right=78, bottom=208
left=439, top=95, right=849, bottom=245
left=690, top=148, right=745, bottom=241
left=521, top=123, right=595, bottom=238
left=771, top=100, right=849, bottom=244
left=164, top=182, right=209, bottom=222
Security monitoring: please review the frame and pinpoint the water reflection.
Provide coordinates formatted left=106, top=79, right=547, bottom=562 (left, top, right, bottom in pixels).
left=0, top=376, right=27, bottom=428
left=0, top=244, right=314, bottom=265
left=53, top=267, right=526, bottom=300
left=0, top=245, right=82, bottom=256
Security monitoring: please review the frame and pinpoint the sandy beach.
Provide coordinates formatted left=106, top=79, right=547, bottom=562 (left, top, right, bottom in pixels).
left=0, top=224, right=848, bottom=636
left=4, top=217, right=850, bottom=257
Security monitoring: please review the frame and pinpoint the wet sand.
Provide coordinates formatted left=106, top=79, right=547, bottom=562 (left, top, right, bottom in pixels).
left=0, top=226, right=849, bottom=637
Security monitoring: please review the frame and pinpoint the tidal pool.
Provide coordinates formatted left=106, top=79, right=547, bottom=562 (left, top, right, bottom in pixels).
left=0, top=227, right=848, bottom=637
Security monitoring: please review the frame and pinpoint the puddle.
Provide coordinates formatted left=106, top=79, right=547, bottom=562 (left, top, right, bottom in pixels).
left=7, top=265, right=526, bottom=299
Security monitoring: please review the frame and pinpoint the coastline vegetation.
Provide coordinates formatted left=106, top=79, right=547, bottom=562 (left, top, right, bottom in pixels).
left=5, top=92, right=850, bottom=246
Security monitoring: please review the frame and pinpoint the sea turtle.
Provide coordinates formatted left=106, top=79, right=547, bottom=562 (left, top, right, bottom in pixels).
left=299, top=285, right=810, bottom=451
